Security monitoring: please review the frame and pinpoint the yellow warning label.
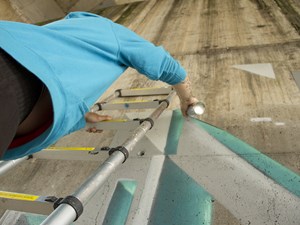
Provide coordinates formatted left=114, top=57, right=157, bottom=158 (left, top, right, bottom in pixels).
left=46, top=147, right=95, bottom=151
left=0, top=191, right=39, bottom=201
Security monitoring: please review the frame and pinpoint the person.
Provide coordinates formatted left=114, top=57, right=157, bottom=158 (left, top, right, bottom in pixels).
left=0, top=12, right=198, bottom=161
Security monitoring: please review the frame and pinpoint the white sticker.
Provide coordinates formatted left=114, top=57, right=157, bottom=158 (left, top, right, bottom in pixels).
left=250, top=117, right=272, bottom=122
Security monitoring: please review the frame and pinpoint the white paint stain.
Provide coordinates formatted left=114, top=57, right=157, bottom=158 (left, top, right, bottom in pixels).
left=250, top=117, right=272, bottom=122
left=274, top=122, right=285, bottom=126
left=232, top=63, right=276, bottom=79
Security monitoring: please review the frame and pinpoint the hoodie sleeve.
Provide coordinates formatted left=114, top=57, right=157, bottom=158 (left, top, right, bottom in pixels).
left=111, top=22, right=186, bottom=85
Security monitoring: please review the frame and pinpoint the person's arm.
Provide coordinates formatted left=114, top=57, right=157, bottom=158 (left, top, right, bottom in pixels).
left=112, top=22, right=186, bottom=85
left=111, top=22, right=199, bottom=115
left=173, top=76, right=199, bottom=116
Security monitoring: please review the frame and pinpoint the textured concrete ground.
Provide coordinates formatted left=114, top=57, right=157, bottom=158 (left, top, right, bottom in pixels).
left=1, top=0, right=300, bottom=224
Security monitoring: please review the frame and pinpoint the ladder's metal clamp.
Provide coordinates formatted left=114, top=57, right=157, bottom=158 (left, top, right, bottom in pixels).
left=108, top=146, right=129, bottom=163
left=115, top=89, right=122, bottom=97
left=153, top=99, right=170, bottom=107
left=88, top=147, right=110, bottom=155
left=45, top=196, right=59, bottom=203
left=53, top=196, right=83, bottom=221
left=95, top=102, right=107, bottom=111
left=95, top=102, right=102, bottom=111
left=133, top=118, right=154, bottom=129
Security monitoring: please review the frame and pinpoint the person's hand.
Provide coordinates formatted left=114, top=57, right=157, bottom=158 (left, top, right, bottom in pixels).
left=85, top=112, right=112, bottom=133
left=172, top=76, right=199, bottom=117
left=180, top=96, right=199, bottom=117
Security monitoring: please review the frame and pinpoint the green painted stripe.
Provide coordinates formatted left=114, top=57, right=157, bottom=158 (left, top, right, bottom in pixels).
left=164, top=110, right=184, bottom=154
left=150, top=110, right=212, bottom=225
left=25, top=214, right=50, bottom=225
left=149, top=158, right=212, bottom=225
left=191, top=118, right=300, bottom=197
left=103, top=180, right=137, bottom=225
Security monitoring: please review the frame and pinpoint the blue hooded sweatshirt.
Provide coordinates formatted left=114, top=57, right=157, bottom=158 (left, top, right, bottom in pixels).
left=0, top=12, right=186, bottom=160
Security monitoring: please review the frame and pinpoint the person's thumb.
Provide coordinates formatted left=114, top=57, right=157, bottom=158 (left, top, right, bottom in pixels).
left=85, top=112, right=112, bottom=123
left=97, top=115, right=112, bottom=122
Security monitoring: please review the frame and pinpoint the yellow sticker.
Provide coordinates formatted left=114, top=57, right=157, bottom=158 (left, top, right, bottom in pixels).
left=0, top=191, right=39, bottom=201
left=46, top=147, right=95, bottom=151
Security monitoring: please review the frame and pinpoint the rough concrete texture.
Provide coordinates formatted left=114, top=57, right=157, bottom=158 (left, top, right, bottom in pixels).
left=1, top=0, right=300, bottom=224
left=0, top=0, right=24, bottom=22
left=5, top=0, right=145, bottom=23
left=87, top=0, right=300, bottom=174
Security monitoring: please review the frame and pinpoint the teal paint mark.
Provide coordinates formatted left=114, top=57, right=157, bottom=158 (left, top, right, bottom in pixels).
left=26, top=216, right=47, bottom=225
left=148, top=158, right=212, bottom=225
left=164, top=110, right=184, bottom=155
left=19, top=213, right=51, bottom=225
left=103, top=180, right=137, bottom=225
left=191, top=118, right=300, bottom=197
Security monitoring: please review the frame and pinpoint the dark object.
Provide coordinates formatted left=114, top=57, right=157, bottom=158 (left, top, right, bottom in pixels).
left=53, top=196, right=84, bottom=221
left=0, top=49, right=43, bottom=158
left=154, top=98, right=170, bottom=107
left=108, top=146, right=129, bottom=163
left=133, top=117, right=154, bottom=129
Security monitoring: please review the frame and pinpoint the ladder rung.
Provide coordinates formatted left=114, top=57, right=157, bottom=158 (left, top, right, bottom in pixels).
left=99, top=100, right=160, bottom=110
left=34, top=147, right=109, bottom=161
left=86, top=119, right=140, bottom=130
left=91, top=87, right=173, bottom=112
left=0, top=191, right=53, bottom=215
left=118, top=87, right=173, bottom=97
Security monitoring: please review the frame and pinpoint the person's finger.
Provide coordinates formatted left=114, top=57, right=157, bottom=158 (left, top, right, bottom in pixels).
left=85, top=112, right=113, bottom=123
left=182, top=107, right=188, bottom=117
left=85, top=112, right=99, bottom=122
left=98, top=115, right=112, bottom=121
left=180, top=105, right=187, bottom=117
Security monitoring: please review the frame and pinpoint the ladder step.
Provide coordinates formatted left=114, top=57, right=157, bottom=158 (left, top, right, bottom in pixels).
left=86, top=119, right=140, bottom=130
left=46, top=147, right=95, bottom=151
left=91, top=87, right=173, bottom=112
left=34, top=147, right=105, bottom=161
left=0, top=191, right=39, bottom=201
left=99, top=100, right=160, bottom=110
left=118, top=87, right=173, bottom=97
left=0, top=191, right=54, bottom=215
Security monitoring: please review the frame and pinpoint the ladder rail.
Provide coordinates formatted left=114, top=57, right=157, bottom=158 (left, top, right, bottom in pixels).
left=0, top=87, right=178, bottom=224
left=40, top=91, right=176, bottom=225
left=0, top=156, right=29, bottom=177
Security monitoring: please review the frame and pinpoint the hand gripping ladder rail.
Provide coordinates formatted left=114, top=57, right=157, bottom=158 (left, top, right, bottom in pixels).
left=0, top=86, right=176, bottom=225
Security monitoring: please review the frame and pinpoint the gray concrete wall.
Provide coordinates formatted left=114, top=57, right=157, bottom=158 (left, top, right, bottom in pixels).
left=1, top=0, right=300, bottom=224
left=0, top=0, right=24, bottom=22
left=3, top=0, right=145, bottom=23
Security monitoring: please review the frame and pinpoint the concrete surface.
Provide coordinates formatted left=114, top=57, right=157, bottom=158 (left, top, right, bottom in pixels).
left=1, top=111, right=300, bottom=225
left=0, top=0, right=24, bottom=22
left=1, top=0, right=300, bottom=224
left=3, top=0, right=145, bottom=23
